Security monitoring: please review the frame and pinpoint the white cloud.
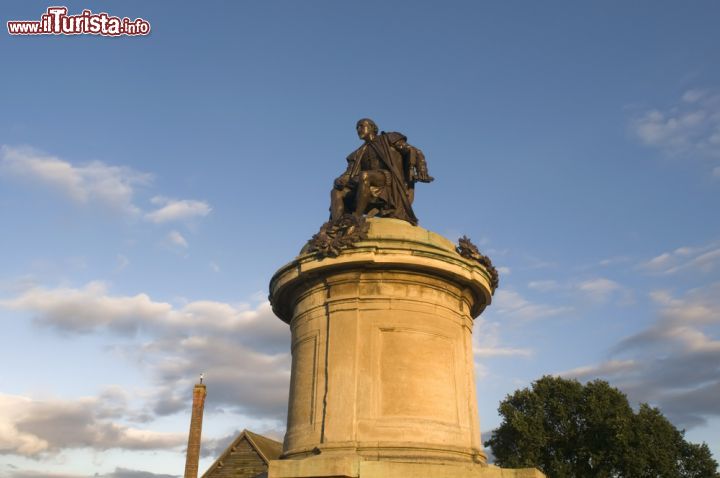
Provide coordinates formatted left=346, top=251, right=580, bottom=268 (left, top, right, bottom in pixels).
left=527, top=280, right=559, bottom=292
left=145, top=197, right=211, bottom=224
left=598, top=256, right=631, bottom=267
left=491, top=289, right=571, bottom=321
left=1, top=471, right=88, bottom=478
left=651, top=287, right=720, bottom=328
left=1, top=468, right=179, bottom=478
left=0, top=392, right=185, bottom=457
left=146, top=335, right=290, bottom=419
left=640, top=242, right=720, bottom=275
left=682, top=89, right=707, bottom=104
left=0, top=146, right=212, bottom=232
left=644, top=252, right=674, bottom=270
left=473, top=347, right=531, bottom=358
left=0, top=395, right=49, bottom=455
left=0, top=146, right=151, bottom=214
left=558, top=283, right=720, bottom=429
left=0, top=283, right=291, bottom=421
left=472, top=319, right=532, bottom=358
left=526, top=276, right=628, bottom=305
left=167, top=231, right=188, bottom=248
left=577, top=278, right=621, bottom=302
left=0, top=281, right=171, bottom=334
left=0, top=283, right=288, bottom=343
left=106, top=468, right=179, bottom=478
left=560, top=359, right=637, bottom=379
left=630, top=88, right=720, bottom=166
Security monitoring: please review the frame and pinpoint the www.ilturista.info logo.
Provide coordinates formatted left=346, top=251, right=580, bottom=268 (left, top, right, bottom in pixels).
left=7, top=6, right=150, bottom=36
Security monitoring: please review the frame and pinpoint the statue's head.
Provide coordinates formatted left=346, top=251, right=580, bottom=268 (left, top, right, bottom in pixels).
left=356, top=118, right=378, bottom=141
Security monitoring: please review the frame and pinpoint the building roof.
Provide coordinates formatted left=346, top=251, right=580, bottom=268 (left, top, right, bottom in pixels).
left=201, top=429, right=282, bottom=478
left=243, top=430, right=283, bottom=463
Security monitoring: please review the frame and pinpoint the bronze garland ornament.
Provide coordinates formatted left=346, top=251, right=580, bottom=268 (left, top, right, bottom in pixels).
left=456, top=235, right=499, bottom=294
left=303, top=214, right=370, bottom=259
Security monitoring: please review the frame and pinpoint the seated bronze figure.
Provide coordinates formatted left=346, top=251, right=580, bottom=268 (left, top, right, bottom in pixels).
left=330, top=118, right=433, bottom=226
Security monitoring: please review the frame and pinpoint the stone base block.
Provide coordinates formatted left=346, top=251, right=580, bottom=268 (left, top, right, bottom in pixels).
left=269, top=456, right=545, bottom=478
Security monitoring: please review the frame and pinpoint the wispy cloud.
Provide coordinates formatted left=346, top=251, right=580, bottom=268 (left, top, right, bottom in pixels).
left=629, top=88, right=720, bottom=166
left=560, top=359, right=637, bottom=379
left=3, top=468, right=179, bottom=478
left=576, top=278, right=621, bottom=302
left=105, top=469, right=179, bottom=478
left=1, top=281, right=171, bottom=334
left=639, top=241, right=720, bottom=275
left=0, top=390, right=185, bottom=457
left=491, top=289, right=571, bottom=321
left=472, top=319, right=532, bottom=358
left=0, top=282, right=289, bottom=348
left=145, top=197, right=211, bottom=224
left=597, top=256, right=632, bottom=267
left=473, top=346, right=531, bottom=358
left=527, top=280, right=560, bottom=292
left=0, top=146, right=213, bottom=230
left=146, top=336, right=289, bottom=419
left=0, top=146, right=151, bottom=215
left=527, top=276, right=630, bottom=305
left=0, top=282, right=291, bottom=422
left=115, top=255, right=130, bottom=272
left=167, top=231, right=188, bottom=248
left=559, top=282, right=720, bottom=429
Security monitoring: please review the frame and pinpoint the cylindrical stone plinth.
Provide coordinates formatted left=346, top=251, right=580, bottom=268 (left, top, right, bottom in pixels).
left=270, top=218, right=494, bottom=466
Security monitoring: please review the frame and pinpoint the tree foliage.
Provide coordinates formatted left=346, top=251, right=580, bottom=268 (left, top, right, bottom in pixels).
left=485, top=376, right=719, bottom=478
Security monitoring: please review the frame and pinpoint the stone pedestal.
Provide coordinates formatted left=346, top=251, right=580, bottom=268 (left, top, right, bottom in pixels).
left=268, top=218, right=544, bottom=478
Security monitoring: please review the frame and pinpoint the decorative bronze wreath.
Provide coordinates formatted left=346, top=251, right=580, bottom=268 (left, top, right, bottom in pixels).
left=456, top=235, right=499, bottom=293
left=304, top=214, right=370, bottom=258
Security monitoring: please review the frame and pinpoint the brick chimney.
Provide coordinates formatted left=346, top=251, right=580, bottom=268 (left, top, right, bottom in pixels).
left=183, top=375, right=207, bottom=478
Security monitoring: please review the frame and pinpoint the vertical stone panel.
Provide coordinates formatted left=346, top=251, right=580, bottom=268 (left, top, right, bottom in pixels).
left=378, top=327, right=458, bottom=424
left=287, top=333, right=318, bottom=429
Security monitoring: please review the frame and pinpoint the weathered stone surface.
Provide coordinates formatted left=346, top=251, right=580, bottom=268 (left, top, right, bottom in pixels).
left=270, top=456, right=546, bottom=478
left=268, top=218, right=544, bottom=477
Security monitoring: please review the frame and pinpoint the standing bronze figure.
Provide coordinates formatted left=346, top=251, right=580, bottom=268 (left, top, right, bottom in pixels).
left=330, top=118, right=433, bottom=225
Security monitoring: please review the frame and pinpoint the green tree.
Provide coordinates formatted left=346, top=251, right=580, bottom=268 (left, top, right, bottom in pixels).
left=485, top=376, right=719, bottom=478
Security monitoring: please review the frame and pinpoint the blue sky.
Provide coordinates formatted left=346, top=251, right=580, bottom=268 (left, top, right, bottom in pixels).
left=1, top=1, right=720, bottom=476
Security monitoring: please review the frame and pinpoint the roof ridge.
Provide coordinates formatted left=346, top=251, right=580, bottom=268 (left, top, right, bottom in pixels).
left=200, top=429, right=283, bottom=477
left=200, top=429, right=248, bottom=478
left=243, top=430, right=269, bottom=463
